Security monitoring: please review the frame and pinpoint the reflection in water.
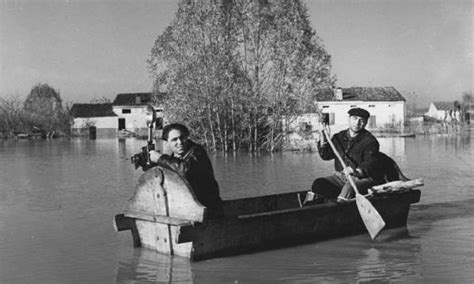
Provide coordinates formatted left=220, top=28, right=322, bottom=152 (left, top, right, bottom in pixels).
left=348, top=229, right=421, bottom=283
left=411, top=198, right=474, bottom=224
left=436, top=132, right=471, bottom=153
left=113, top=225, right=420, bottom=283
left=378, top=137, right=406, bottom=161
left=355, top=228, right=420, bottom=283
left=204, top=226, right=422, bottom=283
left=117, top=138, right=130, bottom=176
left=116, top=249, right=193, bottom=283
left=356, top=248, right=385, bottom=282
left=118, top=138, right=128, bottom=159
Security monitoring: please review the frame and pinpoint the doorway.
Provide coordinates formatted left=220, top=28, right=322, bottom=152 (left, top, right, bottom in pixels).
left=118, top=118, right=126, bottom=130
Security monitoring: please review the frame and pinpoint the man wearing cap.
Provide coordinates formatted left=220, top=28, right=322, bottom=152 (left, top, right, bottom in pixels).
left=311, top=107, right=380, bottom=203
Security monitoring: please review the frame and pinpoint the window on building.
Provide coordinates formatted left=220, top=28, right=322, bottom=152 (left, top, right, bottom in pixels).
left=369, top=105, right=375, bottom=107
left=350, top=105, right=357, bottom=108
left=122, top=109, right=131, bottom=114
left=322, top=105, right=329, bottom=108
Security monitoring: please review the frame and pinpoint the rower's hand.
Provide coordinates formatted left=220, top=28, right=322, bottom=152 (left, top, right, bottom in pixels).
left=343, top=167, right=355, bottom=176
left=149, top=150, right=162, bottom=163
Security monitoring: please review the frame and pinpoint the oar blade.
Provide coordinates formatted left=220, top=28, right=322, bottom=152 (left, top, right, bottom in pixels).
left=355, top=194, right=385, bottom=240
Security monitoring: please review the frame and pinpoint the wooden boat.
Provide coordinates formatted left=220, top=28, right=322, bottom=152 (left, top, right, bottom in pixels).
left=114, top=166, right=421, bottom=261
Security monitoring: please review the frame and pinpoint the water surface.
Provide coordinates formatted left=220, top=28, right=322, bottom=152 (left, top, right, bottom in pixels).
left=0, top=132, right=473, bottom=283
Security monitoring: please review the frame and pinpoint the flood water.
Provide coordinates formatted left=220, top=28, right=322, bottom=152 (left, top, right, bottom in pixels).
left=0, top=131, right=473, bottom=283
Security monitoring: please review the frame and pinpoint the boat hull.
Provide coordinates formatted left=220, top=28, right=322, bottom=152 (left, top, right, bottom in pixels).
left=114, top=166, right=421, bottom=261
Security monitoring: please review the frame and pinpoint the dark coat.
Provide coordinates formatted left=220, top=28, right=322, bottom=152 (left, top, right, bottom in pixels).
left=365, top=152, right=408, bottom=183
left=155, top=140, right=222, bottom=212
left=318, top=129, right=380, bottom=178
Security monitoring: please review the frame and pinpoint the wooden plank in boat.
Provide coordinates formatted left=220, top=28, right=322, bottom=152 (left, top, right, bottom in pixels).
left=124, top=210, right=193, bottom=226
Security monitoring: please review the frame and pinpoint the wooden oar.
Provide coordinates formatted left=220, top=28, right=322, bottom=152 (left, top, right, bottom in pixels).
left=322, top=128, right=385, bottom=240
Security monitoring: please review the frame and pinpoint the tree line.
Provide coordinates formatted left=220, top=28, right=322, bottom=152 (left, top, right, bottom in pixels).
left=148, top=0, right=335, bottom=152
left=0, top=83, right=70, bottom=138
left=4, top=0, right=471, bottom=144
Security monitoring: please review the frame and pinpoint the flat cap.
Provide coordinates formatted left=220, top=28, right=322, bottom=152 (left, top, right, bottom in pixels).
left=348, top=107, right=370, bottom=119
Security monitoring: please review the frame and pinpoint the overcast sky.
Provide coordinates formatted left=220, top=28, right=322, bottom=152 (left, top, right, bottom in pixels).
left=1, top=0, right=472, bottom=107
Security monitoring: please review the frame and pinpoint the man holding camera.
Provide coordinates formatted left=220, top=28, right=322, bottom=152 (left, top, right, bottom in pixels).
left=149, top=123, right=223, bottom=214
left=311, top=108, right=380, bottom=203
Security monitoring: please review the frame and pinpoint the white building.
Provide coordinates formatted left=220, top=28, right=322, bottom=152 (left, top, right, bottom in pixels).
left=112, top=93, right=164, bottom=133
left=314, top=87, right=406, bottom=133
left=425, top=101, right=456, bottom=121
left=70, top=103, right=117, bottom=137
left=70, top=93, right=164, bottom=138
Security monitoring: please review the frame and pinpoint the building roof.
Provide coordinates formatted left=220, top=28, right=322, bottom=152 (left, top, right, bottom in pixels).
left=70, top=103, right=117, bottom=118
left=113, top=92, right=152, bottom=106
left=112, top=92, right=168, bottom=106
left=314, top=87, right=406, bottom=102
left=432, top=101, right=455, bottom=110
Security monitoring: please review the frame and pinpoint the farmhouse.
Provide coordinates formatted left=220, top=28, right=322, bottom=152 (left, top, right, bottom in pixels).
left=424, top=101, right=459, bottom=122
left=70, top=92, right=164, bottom=138
left=314, top=87, right=406, bottom=133
left=70, top=103, right=117, bottom=137
left=112, top=92, right=164, bottom=133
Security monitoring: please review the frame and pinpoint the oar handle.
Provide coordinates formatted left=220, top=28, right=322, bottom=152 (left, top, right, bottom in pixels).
left=322, top=127, right=361, bottom=196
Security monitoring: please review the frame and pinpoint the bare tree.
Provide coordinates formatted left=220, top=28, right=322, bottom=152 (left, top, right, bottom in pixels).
left=0, top=94, right=24, bottom=137
left=149, top=0, right=334, bottom=152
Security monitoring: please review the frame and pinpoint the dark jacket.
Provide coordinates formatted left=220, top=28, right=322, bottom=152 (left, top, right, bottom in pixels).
left=318, top=129, right=379, bottom=178
left=155, top=140, right=222, bottom=212
left=365, top=152, right=407, bottom=183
